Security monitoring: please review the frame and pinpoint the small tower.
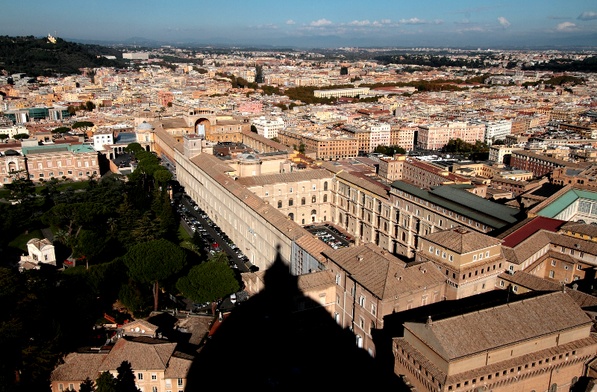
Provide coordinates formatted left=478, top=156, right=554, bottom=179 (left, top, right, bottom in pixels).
left=183, top=134, right=203, bottom=159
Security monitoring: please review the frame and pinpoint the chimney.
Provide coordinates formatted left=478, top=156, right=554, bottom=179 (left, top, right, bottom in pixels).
left=357, top=254, right=364, bottom=262
left=426, top=315, right=432, bottom=328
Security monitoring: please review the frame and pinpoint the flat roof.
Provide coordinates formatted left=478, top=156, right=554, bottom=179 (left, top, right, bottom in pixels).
left=391, top=181, right=520, bottom=228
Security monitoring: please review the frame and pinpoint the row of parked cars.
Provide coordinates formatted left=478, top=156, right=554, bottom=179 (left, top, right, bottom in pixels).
left=178, top=195, right=251, bottom=266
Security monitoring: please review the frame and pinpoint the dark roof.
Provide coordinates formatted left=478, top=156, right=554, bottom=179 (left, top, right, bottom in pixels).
left=391, top=181, right=520, bottom=229
left=500, top=216, right=566, bottom=247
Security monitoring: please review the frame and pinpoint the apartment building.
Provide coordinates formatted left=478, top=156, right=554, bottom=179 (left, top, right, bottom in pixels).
left=417, top=121, right=485, bottom=150
left=482, top=119, right=512, bottom=145
left=510, top=150, right=585, bottom=178
left=251, top=116, right=284, bottom=139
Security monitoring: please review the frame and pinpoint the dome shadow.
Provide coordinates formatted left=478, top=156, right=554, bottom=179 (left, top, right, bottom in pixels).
left=185, top=246, right=406, bottom=390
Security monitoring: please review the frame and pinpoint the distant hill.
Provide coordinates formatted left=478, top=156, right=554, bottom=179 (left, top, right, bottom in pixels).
left=0, top=35, right=126, bottom=78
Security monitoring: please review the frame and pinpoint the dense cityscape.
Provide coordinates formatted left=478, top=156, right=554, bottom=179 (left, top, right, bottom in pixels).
left=1, top=31, right=597, bottom=392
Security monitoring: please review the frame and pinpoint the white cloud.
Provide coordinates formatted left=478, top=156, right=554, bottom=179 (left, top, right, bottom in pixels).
left=578, top=11, right=597, bottom=20
left=310, top=18, right=333, bottom=27
left=380, top=19, right=392, bottom=24
left=497, top=16, right=511, bottom=28
left=348, top=20, right=371, bottom=26
left=286, top=19, right=296, bottom=25
left=399, top=18, right=426, bottom=25
left=556, top=21, right=577, bottom=31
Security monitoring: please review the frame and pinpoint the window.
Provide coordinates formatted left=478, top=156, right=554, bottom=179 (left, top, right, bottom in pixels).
left=138, top=373, right=144, bottom=380
left=577, top=265, right=582, bottom=270
left=277, top=200, right=282, bottom=208
left=178, top=378, right=183, bottom=386
left=288, top=198, right=294, bottom=206
left=551, top=260, right=557, bottom=266
left=500, top=280, right=505, bottom=287
left=429, top=246, right=434, bottom=253
left=301, top=197, right=306, bottom=205
left=289, top=187, right=293, bottom=193
left=312, top=196, right=316, bottom=203
left=449, top=255, right=453, bottom=262
left=323, top=194, right=328, bottom=202
left=335, top=274, right=341, bottom=285
left=359, top=295, right=365, bottom=307
left=265, top=191, right=269, bottom=196
left=153, top=387, right=158, bottom=392
left=549, top=270, right=555, bottom=278
left=312, top=185, right=316, bottom=190
left=324, top=181, right=328, bottom=191
left=371, top=304, right=376, bottom=316
left=151, top=374, right=157, bottom=380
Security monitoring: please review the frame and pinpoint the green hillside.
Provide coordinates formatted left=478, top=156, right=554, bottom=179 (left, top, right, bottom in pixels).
left=0, top=35, right=126, bottom=77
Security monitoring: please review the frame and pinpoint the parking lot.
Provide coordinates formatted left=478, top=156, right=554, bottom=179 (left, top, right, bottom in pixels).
left=176, top=194, right=256, bottom=273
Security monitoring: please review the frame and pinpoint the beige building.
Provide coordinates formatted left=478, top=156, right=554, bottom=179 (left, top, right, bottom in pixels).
left=22, top=144, right=100, bottom=183
left=393, top=291, right=597, bottom=392
left=416, top=227, right=506, bottom=300
left=417, top=121, right=486, bottom=150
left=50, top=337, right=192, bottom=392
left=322, top=242, right=446, bottom=357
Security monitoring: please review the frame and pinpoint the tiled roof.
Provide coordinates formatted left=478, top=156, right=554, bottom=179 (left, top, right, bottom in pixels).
left=50, top=352, right=108, bottom=382
left=163, top=353, right=194, bottom=379
left=237, top=169, right=332, bottom=187
left=98, top=337, right=177, bottom=372
left=297, top=270, right=335, bottom=292
left=502, top=230, right=553, bottom=265
left=323, top=243, right=444, bottom=299
left=423, top=227, right=502, bottom=254
left=560, top=221, right=597, bottom=238
left=404, top=291, right=592, bottom=361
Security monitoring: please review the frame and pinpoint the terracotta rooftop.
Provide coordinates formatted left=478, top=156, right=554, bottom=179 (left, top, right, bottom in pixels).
left=404, top=291, right=592, bottom=361
left=423, top=227, right=502, bottom=254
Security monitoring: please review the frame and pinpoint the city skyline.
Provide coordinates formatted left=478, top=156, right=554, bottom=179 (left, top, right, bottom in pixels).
left=2, top=0, right=597, bottom=49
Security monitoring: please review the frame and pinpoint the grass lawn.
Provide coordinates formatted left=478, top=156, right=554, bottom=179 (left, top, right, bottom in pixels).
left=8, top=229, right=45, bottom=252
left=178, top=224, right=191, bottom=243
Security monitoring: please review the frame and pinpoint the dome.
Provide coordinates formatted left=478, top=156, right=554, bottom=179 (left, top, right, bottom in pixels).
left=137, top=121, right=154, bottom=132
left=4, top=149, right=19, bottom=156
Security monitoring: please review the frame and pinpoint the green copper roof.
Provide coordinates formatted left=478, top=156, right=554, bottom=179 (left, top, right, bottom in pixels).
left=21, top=144, right=96, bottom=155
left=390, top=181, right=520, bottom=229
left=537, top=188, right=597, bottom=218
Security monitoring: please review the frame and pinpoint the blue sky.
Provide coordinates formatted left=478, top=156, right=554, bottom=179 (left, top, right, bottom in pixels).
left=2, top=0, right=597, bottom=48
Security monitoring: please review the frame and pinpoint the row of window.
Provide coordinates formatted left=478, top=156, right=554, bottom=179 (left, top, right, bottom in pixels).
left=276, top=195, right=328, bottom=208
left=30, top=170, right=96, bottom=179
left=446, top=351, right=576, bottom=391
left=265, top=182, right=329, bottom=196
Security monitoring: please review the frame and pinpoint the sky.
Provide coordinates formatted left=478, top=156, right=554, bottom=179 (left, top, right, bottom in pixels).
left=2, top=0, right=597, bottom=48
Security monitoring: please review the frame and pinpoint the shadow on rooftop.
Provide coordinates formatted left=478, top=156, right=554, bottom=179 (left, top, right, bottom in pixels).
left=185, top=246, right=407, bottom=391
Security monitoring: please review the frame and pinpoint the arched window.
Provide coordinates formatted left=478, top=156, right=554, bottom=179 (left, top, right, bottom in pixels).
left=323, top=194, right=328, bottom=202
left=312, top=196, right=316, bottom=203
left=311, top=209, right=317, bottom=215
left=301, top=197, right=306, bottom=205
left=288, top=213, right=294, bottom=221
left=288, top=198, right=294, bottom=206
left=324, top=181, right=328, bottom=191
left=277, top=200, right=282, bottom=208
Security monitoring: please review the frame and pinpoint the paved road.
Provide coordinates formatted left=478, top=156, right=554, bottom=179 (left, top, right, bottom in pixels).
left=179, top=198, right=250, bottom=273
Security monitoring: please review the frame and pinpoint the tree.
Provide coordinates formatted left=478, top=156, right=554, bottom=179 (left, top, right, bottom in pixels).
left=124, top=239, right=186, bottom=311
left=79, top=377, right=96, bottom=392
left=13, top=133, right=29, bottom=140
left=116, top=361, right=140, bottom=392
left=52, top=126, right=71, bottom=135
left=298, top=142, right=306, bottom=154
left=72, top=121, right=94, bottom=133
left=176, top=260, right=240, bottom=304
left=95, top=371, right=117, bottom=392
left=124, top=143, right=144, bottom=154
